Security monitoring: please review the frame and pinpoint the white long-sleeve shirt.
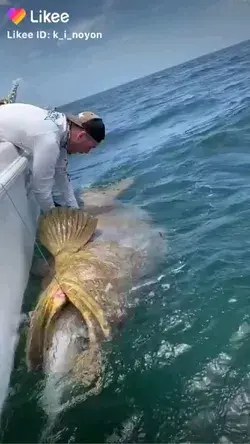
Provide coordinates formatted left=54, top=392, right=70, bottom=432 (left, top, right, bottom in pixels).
left=0, top=103, right=79, bottom=212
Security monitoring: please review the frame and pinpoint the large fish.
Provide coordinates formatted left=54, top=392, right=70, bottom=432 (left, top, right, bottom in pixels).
left=26, top=178, right=166, bottom=396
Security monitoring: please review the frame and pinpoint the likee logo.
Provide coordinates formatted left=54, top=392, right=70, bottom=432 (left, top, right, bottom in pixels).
left=8, top=8, right=26, bottom=25
left=7, top=9, right=69, bottom=24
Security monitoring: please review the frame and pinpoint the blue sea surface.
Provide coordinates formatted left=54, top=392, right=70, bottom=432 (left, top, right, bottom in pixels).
left=2, top=40, right=250, bottom=443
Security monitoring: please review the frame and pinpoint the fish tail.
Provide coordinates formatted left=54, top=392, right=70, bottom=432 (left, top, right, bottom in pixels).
left=38, top=207, right=98, bottom=257
left=78, top=177, right=135, bottom=210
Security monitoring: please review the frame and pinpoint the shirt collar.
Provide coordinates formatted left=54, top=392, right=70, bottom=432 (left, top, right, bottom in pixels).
left=60, top=120, right=70, bottom=150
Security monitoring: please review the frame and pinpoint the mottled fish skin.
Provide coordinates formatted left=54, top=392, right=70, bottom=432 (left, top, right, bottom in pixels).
left=26, top=179, right=166, bottom=392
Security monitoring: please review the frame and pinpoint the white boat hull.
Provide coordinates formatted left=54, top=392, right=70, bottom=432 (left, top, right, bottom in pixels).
left=0, top=142, right=39, bottom=417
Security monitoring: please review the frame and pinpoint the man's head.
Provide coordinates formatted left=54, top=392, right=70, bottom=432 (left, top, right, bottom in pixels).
left=66, top=111, right=105, bottom=154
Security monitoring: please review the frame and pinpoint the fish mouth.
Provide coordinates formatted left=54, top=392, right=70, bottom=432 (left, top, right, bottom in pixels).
left=26, top=281, right=104, bottom=391
left=26, top=278, right=108, bottom=376
left=44, top=299, right=103, bottom=391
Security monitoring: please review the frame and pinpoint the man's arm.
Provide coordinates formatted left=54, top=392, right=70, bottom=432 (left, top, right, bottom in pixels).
left=32, top=133, right=61, bottom=212
left=52, top=147, right=79, bottom=208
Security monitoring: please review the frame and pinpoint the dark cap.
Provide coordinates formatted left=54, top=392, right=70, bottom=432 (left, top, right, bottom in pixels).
left=67, top=111, right=105, bottom=143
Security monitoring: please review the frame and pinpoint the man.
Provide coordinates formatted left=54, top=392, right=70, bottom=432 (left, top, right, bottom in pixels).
left=0, top=102, right=105, bottom=212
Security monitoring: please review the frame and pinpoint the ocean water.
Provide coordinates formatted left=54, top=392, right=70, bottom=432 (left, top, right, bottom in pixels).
left=2, top=39, right=250, bottom=443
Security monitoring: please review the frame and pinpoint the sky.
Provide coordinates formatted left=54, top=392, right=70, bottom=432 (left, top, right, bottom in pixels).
left=0, top=0, right=250, bottom=106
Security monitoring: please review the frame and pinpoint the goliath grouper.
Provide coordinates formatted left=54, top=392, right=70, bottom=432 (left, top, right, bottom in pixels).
left=26, top=178, right=166, bottom=395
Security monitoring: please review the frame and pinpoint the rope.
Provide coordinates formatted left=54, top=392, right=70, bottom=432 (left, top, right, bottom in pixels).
left=0, top=183, right=63, bottom=291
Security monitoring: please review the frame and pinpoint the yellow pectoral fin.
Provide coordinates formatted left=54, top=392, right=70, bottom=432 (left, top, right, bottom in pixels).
left=26, top=280, right=67, bottom=371
left=60, top=279, right=111, bottom=339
